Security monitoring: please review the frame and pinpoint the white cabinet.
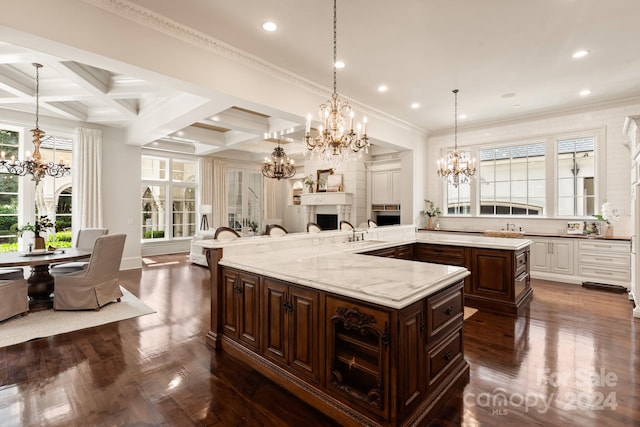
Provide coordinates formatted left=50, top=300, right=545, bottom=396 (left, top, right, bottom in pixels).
left=529, top=237, right=574, bottom=275
left=372, top=170, right=401, bottom=204
left=577, top=240, right=631, bottom=287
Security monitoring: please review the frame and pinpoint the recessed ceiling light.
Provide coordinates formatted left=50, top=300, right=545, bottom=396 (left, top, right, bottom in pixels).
left=411, top=102, right=420, bottom=109
left=572, top=50, right=589, bottom=59
left=262, top=22, right=277, bottom=32
left=378, top=85, right=388, bottom=92
left=335, top=61, right=345, bottom=69
left=176, top=131, right=184, bottom=136
left=211, top=116, right=220, bottom=121
left=514, top=104, right=520, bottom=109
left=459, top=114, right=467, bottom=119
left=579, top=89, right=592, bottom=96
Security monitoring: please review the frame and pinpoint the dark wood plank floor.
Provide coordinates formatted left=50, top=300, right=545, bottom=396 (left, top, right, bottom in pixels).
left=1, top=254, right=638, bottom=426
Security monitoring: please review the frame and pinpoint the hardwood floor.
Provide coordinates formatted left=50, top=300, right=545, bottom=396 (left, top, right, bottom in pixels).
left=1, top=254, right=638, bottom=426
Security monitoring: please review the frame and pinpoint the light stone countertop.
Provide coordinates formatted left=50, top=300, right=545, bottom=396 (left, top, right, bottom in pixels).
left=203, top=226, right=533, bottom=309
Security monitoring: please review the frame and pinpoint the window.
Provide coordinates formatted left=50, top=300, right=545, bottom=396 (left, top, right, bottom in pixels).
left=479, top=143, right=545, bottom=215
left=227, top=169, right=262, bottom=232
left=557, top=136, right=595, bottom=216
left=55, top=187, right=72, bottom=230
left=141, top=155, right=196, bottom=240
left=0, top=129, right=19, bottom=246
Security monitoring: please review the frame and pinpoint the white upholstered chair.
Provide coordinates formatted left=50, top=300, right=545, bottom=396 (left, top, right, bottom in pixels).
left=266, top=224, right=288, bottom=236
left=339, top=220, right=355, bottom=231
left=53, top=234, right=126, bottom=311
left=307, top=222, right=322, bottom=234
left=214, top=227, right=241, bottom=242
left=0, top=279, right=28, bottom=321
left=51, top=228, right=109, bottom=276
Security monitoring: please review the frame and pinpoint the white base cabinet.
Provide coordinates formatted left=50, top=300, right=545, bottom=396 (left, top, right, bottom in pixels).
left=530, top=236, right=631, bottom=290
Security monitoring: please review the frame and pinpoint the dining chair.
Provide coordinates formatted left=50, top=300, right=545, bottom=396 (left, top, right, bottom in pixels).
left=339, top=220, right=354, bottom=231
left=266, top=224, right=288, bottom=236
left=214, top=227, right=241, bottom=241
left=53, top=234, right=126, bottom=311
left=306, top=222, right=322, bottom=234
left=50, top=228, right=109, bottom=276
left=0, top=268, right=25, bottom=280
left=367, top=219, right=378, bottom=228
left=0, top=279, right=28, bottom=321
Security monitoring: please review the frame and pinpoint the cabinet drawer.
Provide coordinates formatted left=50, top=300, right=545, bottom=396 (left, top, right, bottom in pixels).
left=396, top=244, right=415, bottom=260
left=578, top=240, right=630, bottom=253
left=426, top=327, right=463, bottom=386
left=579, top=252, right=630, bottom=268
left=515, top=250, right=528, bottom=277
left=426, top=282, right=463, bottom=341
left=415, top=244, right=466, bottom=266
left=578, top=265, right=631, bottom=282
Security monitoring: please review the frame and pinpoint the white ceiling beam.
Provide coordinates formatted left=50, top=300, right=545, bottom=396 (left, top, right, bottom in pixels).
left=42, top=101, right=88, bottom=121
left=0, top=65, right=32, bottom=97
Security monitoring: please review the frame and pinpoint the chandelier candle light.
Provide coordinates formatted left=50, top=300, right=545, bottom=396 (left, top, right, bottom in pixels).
left=436, top=89, right=476, bottom=188
left=304, top=0, right=370, bottom=165
left=0, top=63, right=70, bottom=185
left=261, top=140, right=296, bottom=180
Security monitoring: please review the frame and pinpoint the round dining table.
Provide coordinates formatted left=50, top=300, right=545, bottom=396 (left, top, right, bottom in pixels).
left=0, top=248, right=92, bottom=310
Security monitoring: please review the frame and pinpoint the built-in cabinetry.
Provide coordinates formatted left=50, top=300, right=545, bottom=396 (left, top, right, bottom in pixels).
left=577, top=240, right=631, bottom=286
left=529, top=237, right=574, bottom=275
left=413, top=243, right=531, bottom=316
left=371, top=170, right=401, bottom=204
left=529, top=236, right=631, bottom=289
left=211, top=262, right=468, bottom=427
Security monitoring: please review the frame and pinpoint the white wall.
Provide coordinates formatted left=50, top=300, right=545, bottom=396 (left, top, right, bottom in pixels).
left=427, top=101, right=640, bottom=236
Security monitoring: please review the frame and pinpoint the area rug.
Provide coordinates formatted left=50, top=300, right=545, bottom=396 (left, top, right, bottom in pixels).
left=464, top=306, right=478, bottom=320
left=0, top=287, right=155, bottom=348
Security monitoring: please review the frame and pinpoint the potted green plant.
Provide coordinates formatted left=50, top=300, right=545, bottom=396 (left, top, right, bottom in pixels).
left=420, top=200, right=441, bottom=230
left=16, top=215, right=54, bottom=250
left=303, top=175, right=316, bottom=193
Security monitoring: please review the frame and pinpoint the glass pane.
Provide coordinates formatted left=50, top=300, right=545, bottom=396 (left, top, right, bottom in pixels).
left=227, top=171, right=242, bottom=230
left=480, top=181, right=495, bottom=200
left=495, top=182, right=510, bottom=203
left=528, top=180, right=545, bottom=199
left=557, top=196, right=575, bottom=216
left=479, top=162, right=494, bottom=183
left=172, top=160, right=197, bottom=182
left=172, top=186, right=196, bottom=237
left=511, top=158, right=528, bottom=181
left=558, top=178, right=575, bottom=197
left=528, top=158, right=545, bottom=179
left=141, top=185, right=166, bottom=239
left=141, top=157, right=168, bottom=180
left=511, top=180, right=526, bottom=197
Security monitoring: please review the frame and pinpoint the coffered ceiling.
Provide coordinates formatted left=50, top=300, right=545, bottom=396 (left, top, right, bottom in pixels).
left=2, top=0, right=640, bottom=159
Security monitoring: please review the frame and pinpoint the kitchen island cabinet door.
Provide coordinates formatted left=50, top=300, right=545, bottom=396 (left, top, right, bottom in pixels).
left=262, top=278, right=321, bottom=384
left=221, top=268, right=260, bottom=351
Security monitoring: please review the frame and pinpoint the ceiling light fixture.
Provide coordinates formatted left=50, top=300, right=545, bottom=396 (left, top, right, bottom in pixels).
left=261, top=140, right=295, bottom=180
left=411, top=102, right=420, bottom=109
left=436, top=89, right=476, bottom=188
left=304, top=0, right=369, bottom=166
left=0, top=63, right=70, bottom=186
left=378, top=85, right=388, bottom=92
left=572, top=50, right=589, bottom=59
left=262, top=21, right=277, bottom=32
left=579, top=89, right=592, bottom=96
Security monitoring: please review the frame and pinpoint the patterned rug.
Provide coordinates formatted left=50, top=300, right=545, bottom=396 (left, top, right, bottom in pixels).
left=0, top=287, right=155, bottom=348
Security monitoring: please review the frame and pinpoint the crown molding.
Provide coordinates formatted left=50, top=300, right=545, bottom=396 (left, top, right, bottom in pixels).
left=81, top=0, right=423, bottom=134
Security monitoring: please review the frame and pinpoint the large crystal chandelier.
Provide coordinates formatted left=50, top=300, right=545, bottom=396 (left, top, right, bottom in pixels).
left=261, top=140, right=296, bottom=180
left=0, top=63, right=70, bottom=186
left=436, top=89, right=476, bottom=188
left=304, top=0, right=369, bottom=166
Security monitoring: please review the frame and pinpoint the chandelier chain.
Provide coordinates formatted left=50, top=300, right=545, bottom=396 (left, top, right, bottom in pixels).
left=332, top=0, right=337, bottom=95
left=34, top=63, right=41, bottom=131
left=453, top=89, right=458, bottom=150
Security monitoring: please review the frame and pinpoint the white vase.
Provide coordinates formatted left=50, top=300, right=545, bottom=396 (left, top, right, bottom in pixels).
left=18, top=230, right=35, bottom=252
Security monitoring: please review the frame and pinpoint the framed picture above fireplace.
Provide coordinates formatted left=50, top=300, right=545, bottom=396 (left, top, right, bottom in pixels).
left=316, top=168, right=334, bottom=192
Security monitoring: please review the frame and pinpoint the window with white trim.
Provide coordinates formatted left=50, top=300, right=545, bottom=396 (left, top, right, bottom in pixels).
left=557, top=136, right=595, bottom=216
left=141, top=155, right=197, bottom=240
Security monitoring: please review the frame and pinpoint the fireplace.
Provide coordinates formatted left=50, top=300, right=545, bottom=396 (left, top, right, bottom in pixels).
left=317, top=214, right=338, bottom=230
left=375, top=213, right=401, bottom=226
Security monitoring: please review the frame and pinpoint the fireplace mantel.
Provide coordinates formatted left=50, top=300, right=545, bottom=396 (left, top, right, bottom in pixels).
left=301, top=192, right=353, bottom=227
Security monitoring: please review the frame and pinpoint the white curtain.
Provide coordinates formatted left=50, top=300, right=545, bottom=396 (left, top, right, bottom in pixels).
left=265, top=178, right=277, bottom=220
left=212, top=159, right=227, bottom=229
left=198, top=157, right=213, bottom=230
left=73, top=128, right=103, bottom=228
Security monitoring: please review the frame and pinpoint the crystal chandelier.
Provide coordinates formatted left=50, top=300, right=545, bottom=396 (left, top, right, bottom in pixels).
left=304, top=0, right=369, bottom=166
left=261, top=140, right=296, bottom=180
left=436, top=89, right=476, bottom=188
left=0, top=63, right=70, bottom=186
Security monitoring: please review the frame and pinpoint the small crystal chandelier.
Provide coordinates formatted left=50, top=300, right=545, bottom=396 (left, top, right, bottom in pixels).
left=0, top=63, right=70, bottom=186
left=304, top=0, right=369, bottom=166
left=261, top=140, right=296, bottom=180
left=437, top=89, right=476, bottom=188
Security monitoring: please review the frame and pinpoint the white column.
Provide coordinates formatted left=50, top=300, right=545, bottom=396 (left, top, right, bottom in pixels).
left=303, top=205, right=316, bottom=225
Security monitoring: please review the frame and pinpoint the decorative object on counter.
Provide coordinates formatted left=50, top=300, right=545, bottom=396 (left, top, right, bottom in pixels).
left=566, top=221, right=585, bottom=235
left=303, top=175, right=316, bottom=193
left=303, top=0, right=369, bottom=166
left=594, top=201, right=618, bottom=237
left=261, top=140, right=295, bottom=180
left=436, top=89, right=476, bottom=188
left=0, top=64, right=70, bottom=186
left=420, top=199, right=441, bottom=230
